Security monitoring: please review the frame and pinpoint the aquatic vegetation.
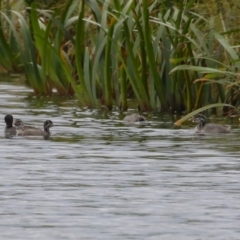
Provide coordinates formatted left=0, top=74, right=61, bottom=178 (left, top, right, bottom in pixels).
left=0, top=0, right=240, bottom=113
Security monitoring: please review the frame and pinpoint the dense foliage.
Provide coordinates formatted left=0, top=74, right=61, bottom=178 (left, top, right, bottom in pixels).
left=0, top=0, right=240, bottom=113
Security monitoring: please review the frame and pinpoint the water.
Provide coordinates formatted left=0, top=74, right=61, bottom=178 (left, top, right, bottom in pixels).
left=0, top=81, right=240, bottom=239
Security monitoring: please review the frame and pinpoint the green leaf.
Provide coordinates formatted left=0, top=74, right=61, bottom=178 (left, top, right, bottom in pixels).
left=174, top=103, right=234, bottom=126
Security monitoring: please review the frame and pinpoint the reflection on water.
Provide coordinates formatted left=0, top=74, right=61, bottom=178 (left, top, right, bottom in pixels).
left=0, top=82, right=240, bottom=239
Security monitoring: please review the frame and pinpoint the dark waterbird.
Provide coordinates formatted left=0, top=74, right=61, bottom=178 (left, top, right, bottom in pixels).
left=4, top=114, right=17, bottom=138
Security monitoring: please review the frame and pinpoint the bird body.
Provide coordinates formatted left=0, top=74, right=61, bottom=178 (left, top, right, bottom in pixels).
left=123, top=113, right=146, bottom=123
left=193, top=114, right=231, bottom=134
left=14, top=118, right=38, bottom=130
left=17, top=120, right=53, bottom=139
left=4, top=114, right=18, bottom=138
left=4, top=115, right=53, bottom=139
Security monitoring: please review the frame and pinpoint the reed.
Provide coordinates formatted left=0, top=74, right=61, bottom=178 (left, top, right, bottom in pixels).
left=0, top=0, right=240, bottom=114
left=0, top=1, right=23, bottom=73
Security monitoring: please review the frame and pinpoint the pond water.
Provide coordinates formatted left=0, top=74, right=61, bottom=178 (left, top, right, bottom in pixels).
left=0, top=80, right=240, bottom=239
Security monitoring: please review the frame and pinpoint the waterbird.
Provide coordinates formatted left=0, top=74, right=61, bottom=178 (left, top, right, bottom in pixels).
left=5, top=114, right=53, bottom=139
left=17, top=120, right=53, bottom=139
left=193, top=113, right=231, bottom=134
left=123, top=113, right=146, bottom=123
left=4, top=114, right=18, bottom=138
left=14, top=118, right=37, bottom=129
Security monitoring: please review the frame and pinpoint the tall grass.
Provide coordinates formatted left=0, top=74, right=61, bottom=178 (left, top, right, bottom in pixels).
left=0, top=0, right=240, bottom=113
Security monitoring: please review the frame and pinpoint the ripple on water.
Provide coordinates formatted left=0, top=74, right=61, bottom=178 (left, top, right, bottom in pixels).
left=0, top=82, right=240, bottom=239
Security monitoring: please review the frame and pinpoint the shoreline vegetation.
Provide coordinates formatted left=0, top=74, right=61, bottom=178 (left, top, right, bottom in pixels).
left=0, top=0, right=240, bottom=117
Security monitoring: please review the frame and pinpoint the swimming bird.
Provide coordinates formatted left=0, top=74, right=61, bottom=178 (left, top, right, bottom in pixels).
left=14, top=118, right=37, bottom=129
left=193, top=113, right=231, bottom=134
left=123, top=113, right=146, bottom=123
left=4, top=114, right=18, bottom=138
left=14, top=118, right=24, bottom=128
left=4, top=114, right=53, bottom=139
left=17, top=120, right=53, bottom=139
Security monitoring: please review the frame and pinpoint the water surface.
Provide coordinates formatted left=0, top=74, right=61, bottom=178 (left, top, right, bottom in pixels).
left=0, top=81, right=240, bottom=239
